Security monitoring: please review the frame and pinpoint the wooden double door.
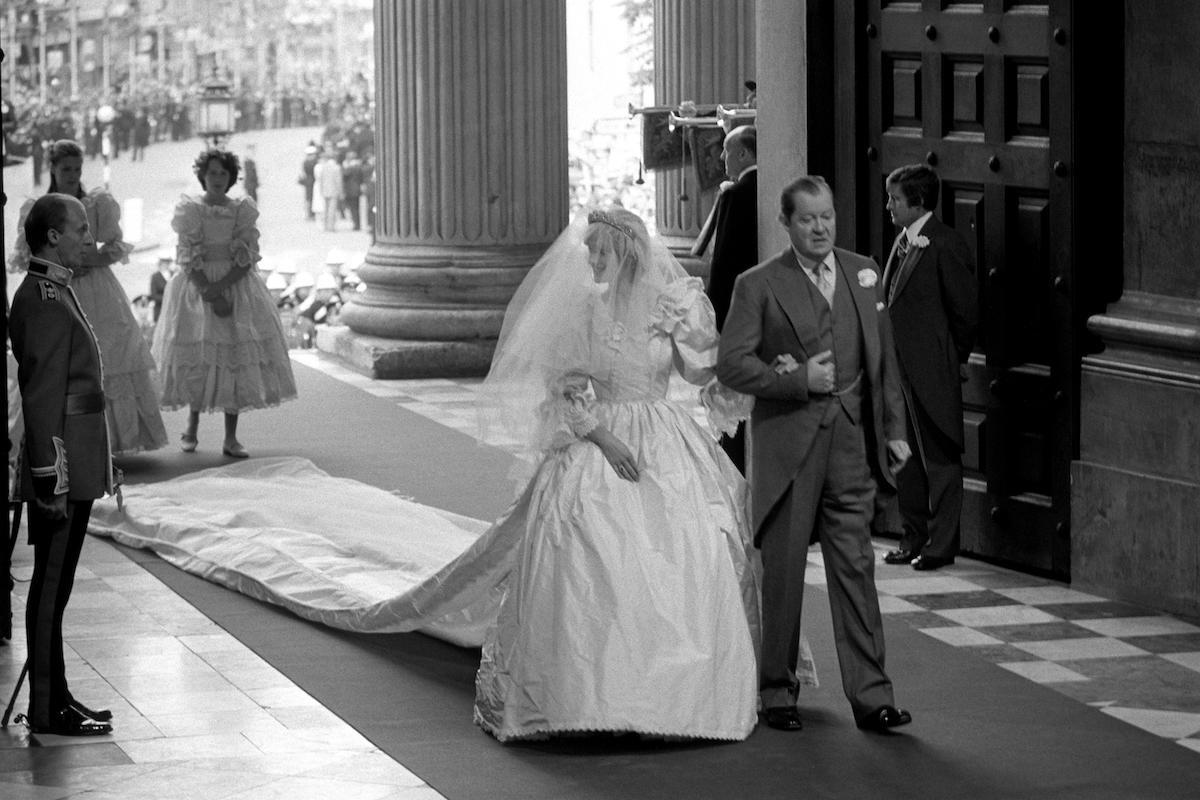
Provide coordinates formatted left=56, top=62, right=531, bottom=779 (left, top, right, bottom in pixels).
left=845, top=1, right=1083, bottom=577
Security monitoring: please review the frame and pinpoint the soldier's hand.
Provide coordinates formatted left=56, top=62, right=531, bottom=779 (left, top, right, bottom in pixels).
left=34, top=494, right=68, bottom=521
left=806, top=350, right=836, bottom=394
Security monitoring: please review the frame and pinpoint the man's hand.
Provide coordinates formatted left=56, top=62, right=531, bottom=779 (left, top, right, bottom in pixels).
left=886, top=440, right=912, bottom=474
left=34, top=494, right=68, bottom=521
left=771, top=353, right=800, bottom=375
left=806, top=350, right=836, bottom=394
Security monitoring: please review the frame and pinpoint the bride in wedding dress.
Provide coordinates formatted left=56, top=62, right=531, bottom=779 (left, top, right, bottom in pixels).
left=90, top=207, right=815, bottom=743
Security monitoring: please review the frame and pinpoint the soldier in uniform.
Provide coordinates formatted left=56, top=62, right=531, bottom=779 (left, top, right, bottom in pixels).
left=9, top=194, right=118, bottom=736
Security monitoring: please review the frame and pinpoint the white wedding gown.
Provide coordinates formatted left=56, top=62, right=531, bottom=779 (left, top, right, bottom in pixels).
left=90, top=278, right=812, bottom=742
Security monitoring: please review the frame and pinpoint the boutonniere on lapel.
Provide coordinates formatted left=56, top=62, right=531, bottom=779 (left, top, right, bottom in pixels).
left=913, top=235, right=930, bottom=249
left=857, top=268, right=878, bottom=288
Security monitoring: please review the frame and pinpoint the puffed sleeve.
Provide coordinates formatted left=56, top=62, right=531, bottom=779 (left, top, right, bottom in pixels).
left=651, top=276, right=718, bottom=385
left=651, top=276, right=753, bottom=437
left=89, top=190, right=134, bottom=264
left=230, top=197, right=262, bottom=269
left=171, top=195, right=206, bottom=272
left=6, top=198, right=36, bottom=273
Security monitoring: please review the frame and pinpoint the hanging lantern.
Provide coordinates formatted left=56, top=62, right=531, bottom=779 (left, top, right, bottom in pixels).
left=197, top=70, right=234, bottom=148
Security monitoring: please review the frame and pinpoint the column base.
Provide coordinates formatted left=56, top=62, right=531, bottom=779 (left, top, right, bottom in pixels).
left=1072, top=292, right=1200, bottom=620
left=316, top=325, right=495, bottom=379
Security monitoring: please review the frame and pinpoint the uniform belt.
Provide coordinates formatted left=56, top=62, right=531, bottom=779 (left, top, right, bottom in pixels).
left=831, top=371, right=864, bottom=397
left=65, top=392, right=105, bottom=415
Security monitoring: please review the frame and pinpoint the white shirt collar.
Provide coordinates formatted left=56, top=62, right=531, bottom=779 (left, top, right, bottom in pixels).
left=904, top=211, right=934, bottom=242
left=792, top=247, right=837, bottom=278
left=736, top=164, right=758, bottom=182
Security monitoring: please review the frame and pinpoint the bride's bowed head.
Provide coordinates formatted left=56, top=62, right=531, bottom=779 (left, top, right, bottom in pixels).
left=476, top=207, right=684, bottom=459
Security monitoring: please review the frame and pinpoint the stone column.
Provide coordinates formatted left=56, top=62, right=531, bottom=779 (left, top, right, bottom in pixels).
left=754, top=0, right=807, bottom=257
left=327, top=0, right=568, bottom=377
left=653, top=0, right=755, bottom=274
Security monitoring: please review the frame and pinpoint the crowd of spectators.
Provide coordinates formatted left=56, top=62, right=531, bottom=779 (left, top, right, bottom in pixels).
left=3, top=74, right=373, bottom=182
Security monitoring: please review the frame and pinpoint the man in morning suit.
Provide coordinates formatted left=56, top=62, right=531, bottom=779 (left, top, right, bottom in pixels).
left=10, top=194, right=117, bottom=736
left=701, top=124, right=758, bottom=472
left=717, top=176, right=913, bottom=733
left=880, top=165, right=978, bottom=572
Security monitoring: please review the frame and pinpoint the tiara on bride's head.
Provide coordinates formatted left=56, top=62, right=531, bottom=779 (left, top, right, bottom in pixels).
left=588, top=209, right=636, bottom=241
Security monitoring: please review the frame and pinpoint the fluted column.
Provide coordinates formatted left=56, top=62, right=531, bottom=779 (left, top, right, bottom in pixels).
left=328, top=0, right=568, bottom=377
left=653, top=0, right=756, bottom=272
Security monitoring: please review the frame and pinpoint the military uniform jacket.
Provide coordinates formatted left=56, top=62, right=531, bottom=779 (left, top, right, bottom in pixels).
left=10, top=257, right=113, bottom=501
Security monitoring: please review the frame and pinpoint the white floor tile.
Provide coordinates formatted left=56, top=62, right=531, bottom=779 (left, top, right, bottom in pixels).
left=877, top=595, right=924, bottom=614
left=1011, top=637, right=1150, bottom=661
left=997, top=661, right=1090, bottom=683
left=935, top=605, right=1061, bottom=628
left=875, top=576, right=983, bottom=596
left=1100, top=706, right=1200, bottom=739
left=1072, top=616, right=1200, bottom=638
left=919, top=626, right=1005, bottom=647
left=1163, top=652, right=1200, bottom=673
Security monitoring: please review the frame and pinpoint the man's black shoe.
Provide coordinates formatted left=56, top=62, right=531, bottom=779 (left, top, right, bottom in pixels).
left=912, top=555, right=955, bottom=571
left=883, top=548, right=918, bottom=565
left=764, top=706, right=803, bottom=731
left=31, top=706, right=113, bottom=736
left=67, top=696, right=113, bottom=722
left=856, top=705, right=912, bottom=733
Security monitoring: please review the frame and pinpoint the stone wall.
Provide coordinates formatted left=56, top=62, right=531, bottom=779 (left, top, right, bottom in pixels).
left=1072, top=0, right=1200, bottom=621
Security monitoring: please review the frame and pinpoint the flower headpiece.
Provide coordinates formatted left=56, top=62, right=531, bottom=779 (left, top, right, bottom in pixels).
left=588, top=209, right=636, bottom=241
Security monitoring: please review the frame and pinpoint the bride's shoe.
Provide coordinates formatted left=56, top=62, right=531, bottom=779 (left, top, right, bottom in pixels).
left=180, top=433, right=198, bottom=453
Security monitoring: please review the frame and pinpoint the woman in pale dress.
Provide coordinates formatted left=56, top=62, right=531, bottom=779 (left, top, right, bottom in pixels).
left=8, top=139, right=168, bottom=454
left=152, top=148, right=297, bottom=457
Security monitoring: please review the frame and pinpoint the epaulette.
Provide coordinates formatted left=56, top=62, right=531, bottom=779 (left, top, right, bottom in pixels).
left=37, top=280, right=60, bottom=301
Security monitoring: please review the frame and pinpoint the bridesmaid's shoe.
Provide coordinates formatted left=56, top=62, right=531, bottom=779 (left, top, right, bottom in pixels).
left=222, top=441, right=249, bottom=459
left=180, top=433, right=198, bottom=453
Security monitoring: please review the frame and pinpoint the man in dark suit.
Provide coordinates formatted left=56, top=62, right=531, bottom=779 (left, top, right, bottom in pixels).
left=699, top=124, right=758, bottom=472
left=880, top=165, right=978, bottom=572
left=717, top=176, right=912, bottom=733
left=10, top=194, right=117, bottom=736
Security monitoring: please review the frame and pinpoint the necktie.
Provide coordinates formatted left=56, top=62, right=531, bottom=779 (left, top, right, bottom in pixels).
left=886, top=235, right=909, bottom=306
left=814, top=263, right=834, bottom=304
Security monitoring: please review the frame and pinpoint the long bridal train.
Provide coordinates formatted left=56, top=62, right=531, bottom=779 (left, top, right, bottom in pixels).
left=88, top=456, right=508, bottom=646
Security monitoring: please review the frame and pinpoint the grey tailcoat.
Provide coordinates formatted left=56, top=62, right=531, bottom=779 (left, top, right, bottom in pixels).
left=716, top=247, right=907, bottom=543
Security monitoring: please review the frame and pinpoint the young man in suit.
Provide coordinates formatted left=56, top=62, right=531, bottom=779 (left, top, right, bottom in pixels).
left=701, top=124, right=758, bottom=472
left=880, top=165, right=978, bottom=572
left=717, top=176, right=912, bottom=733
left=10, top=194, right=117, bottom=736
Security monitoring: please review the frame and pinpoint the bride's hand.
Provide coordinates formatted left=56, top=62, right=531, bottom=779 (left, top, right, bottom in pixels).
left=591, top=429, right=640, bottom=482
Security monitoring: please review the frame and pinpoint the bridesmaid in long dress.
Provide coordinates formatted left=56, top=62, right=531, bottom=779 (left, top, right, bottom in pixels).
left=9, top=140, right=168, bottom=454
left=152, top=148, right=297, bottom=458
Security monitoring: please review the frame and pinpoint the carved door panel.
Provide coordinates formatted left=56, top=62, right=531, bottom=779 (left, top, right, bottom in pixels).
left=865, top=0, right=1074, bottom=576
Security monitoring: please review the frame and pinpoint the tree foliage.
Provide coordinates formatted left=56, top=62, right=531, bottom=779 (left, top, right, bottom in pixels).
left=618, top=0, right=654, bottom=89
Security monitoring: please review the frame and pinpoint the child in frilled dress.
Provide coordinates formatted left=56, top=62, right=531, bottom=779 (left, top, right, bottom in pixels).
left=152, top=148, right=297, bottom=458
